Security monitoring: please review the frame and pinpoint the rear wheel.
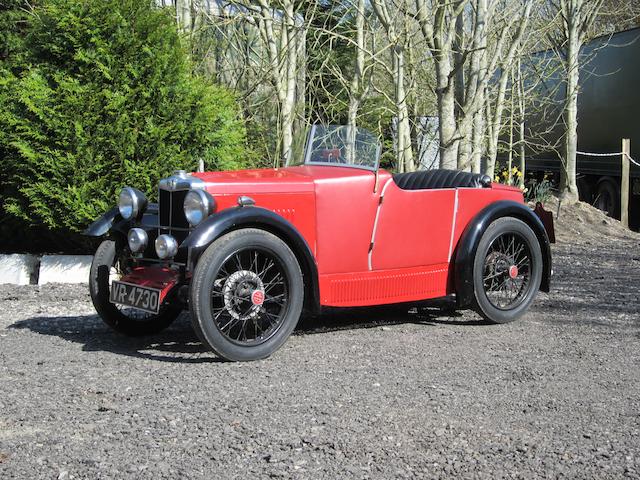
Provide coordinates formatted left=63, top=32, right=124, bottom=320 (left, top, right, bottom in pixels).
left=89, top=240, right=182, bottom=336
left=472, top=218, right=542, bottom=324
left=190, top=229, right=304, bottom=361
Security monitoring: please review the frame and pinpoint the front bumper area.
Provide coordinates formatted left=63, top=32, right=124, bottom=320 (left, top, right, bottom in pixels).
left=118, top=266, right=181, bottom=305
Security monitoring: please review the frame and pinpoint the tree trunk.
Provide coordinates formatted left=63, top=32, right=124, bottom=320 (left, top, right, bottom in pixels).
left=281, top=99, right=295, bottom=167
left=437, top=65, right=458, bottom=169
left=454, top=7, right=468, bottom=170
left=469, top=0, right=487, bottom=174
left=395, top=45, right=415, bottom=172
left=371, top=0, right=415, bottom=172
left=346, top=0, right=366, bottom=164
left=560, top=25, right=580, bottom=202
left=482, top=1, right=532, bottom=178
left=471, top=102, right=484, bottom=174
left=281, top=1, right=298, bottom=166
left=517, top=58, right=525, bottom=189
left=256, top=0, right=299, bottom=167
left=507, top=80, right=514, bottom=185
left=486, top=68, right=512, bottom=178
left=176, top=0, right=192, bottom=33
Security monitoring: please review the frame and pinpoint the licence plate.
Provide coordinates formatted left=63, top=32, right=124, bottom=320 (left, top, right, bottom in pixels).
left=110, top=281, right=161, bottom=314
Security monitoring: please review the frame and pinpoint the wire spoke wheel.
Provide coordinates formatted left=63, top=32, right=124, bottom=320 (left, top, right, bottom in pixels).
left=191, top=228, right=304, bottom=361
left=210, top=247, right=289, bottom=346
left=482, top=232, right=532, bottom=310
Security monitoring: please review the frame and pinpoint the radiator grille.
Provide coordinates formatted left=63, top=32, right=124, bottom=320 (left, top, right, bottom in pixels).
left=158, top=189, right=189, bottom=243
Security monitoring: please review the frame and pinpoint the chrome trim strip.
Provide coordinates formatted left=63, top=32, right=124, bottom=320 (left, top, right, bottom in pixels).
left=368, top=178, right=393, bottom=271
left=447, top=189, right=459, bottom=262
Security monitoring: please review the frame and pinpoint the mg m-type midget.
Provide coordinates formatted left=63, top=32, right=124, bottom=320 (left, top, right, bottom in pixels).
left=85, top=125, right=552, bottom=361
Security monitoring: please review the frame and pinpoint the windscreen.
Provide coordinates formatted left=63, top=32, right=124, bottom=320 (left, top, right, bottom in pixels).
left=304, top=124, right=381, bottom=170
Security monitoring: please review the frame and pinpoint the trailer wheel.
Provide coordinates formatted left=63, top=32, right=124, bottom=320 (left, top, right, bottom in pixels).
left=577, top=176, right=593, bottom=203
left=593, top=178, right=619, bottom=218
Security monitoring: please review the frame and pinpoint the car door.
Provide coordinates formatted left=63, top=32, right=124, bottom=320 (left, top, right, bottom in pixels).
left=369, top=180, right=456, bottom=271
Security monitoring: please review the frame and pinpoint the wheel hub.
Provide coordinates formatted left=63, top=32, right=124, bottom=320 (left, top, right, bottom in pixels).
left=508, top=265, right=519, bottom=279
left=482, top=231, right=532, bottom=311
left=487, top=252, right=514, bottom=278
left=223, top=270, right=265, bottom=320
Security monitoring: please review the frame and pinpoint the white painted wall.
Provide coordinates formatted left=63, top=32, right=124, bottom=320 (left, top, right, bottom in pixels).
left=38, top=255, right=93, bottom=285
left=0, top=254, right=39, bottom=285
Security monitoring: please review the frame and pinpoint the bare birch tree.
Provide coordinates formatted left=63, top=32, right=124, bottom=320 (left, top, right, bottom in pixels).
left=305, top=0, right=376, bottom=161
left=250, top=0, right=304, bottom=166
left=549, top=0, right=604, bottom=202
left=482, top=1, right=535, bottom=177
left=370, top=0, right=416, bottom=172
left=346, top=0, right=369, bottom=161
left=186, top=0, right=310, bottom=166
left=414, top=0, right=463, bottom=169
left=414, top=0, right=533, bottom=173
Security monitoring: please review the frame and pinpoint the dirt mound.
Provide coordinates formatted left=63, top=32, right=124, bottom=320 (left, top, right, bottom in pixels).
left=535, top=196, right=640, bottom=245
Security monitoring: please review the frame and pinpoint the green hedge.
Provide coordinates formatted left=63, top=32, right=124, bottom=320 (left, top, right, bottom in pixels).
left=0, top=0, right=249, bottom=241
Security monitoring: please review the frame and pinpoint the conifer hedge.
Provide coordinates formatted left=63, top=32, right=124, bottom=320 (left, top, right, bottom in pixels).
left=0, top=0, right=249, bottom=242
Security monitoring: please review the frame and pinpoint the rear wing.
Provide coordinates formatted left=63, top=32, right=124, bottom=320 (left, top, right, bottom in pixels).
left=534, top=202, right=556, bottom=243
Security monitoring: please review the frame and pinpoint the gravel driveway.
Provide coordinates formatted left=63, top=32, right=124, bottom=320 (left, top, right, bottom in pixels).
left=1, top=232, right=640, bottom=479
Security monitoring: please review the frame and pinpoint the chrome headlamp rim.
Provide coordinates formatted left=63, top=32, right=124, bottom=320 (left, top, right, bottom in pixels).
left=184, top=189, right=216, bottom=226
left=155, top=234, right=178, bottom=260
left=118, top=187, right=147, bottom=221
left=127, top=228, right=148, bottom=254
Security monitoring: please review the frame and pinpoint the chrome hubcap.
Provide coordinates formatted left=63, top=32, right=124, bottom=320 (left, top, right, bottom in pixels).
left=211, top=249, right=289, bottom=345
left=221, top=270, right=265, bottom=321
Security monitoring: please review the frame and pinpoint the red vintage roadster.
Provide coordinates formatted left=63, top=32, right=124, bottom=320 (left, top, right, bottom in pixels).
left=86, top=125, right=552, bottom=361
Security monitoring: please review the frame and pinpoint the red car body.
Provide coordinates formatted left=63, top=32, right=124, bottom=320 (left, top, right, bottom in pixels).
left=86, top=125, right=552, bottom=360
left=189, top=166, right=525, bottom=307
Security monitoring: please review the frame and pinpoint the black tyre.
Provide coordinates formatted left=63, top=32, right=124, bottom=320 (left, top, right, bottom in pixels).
left=190, top=228, right=304, bottom=362
left=473, top=217, right=542, bottom=324
left=89, top=240, right=182, bottom=336
left=593, top=178, right=619, bottom=218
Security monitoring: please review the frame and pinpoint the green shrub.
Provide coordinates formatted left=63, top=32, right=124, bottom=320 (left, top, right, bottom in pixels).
left=0, top=0, right=28, bottom=63
left=0, top=0, right=249, bottom=237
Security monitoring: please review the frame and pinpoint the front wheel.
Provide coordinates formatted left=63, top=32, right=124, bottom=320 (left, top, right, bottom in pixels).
left=190, top=229, right=304, bottom=361
left=89, top=240, right=182, bottom=336
left=472, top=217, right=543, bottom=324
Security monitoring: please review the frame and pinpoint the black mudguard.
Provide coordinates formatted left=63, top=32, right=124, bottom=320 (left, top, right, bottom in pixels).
left=84, top=207, right=121, bottom=237
left=179, top=206, right=320, bottom=312
left=454, top=200, right=552, bottom=308
left=84, top=205, right=159, bottom=240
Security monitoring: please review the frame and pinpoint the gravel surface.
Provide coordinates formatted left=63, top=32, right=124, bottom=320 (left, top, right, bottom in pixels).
left=1, top=205, right=640, bottom=479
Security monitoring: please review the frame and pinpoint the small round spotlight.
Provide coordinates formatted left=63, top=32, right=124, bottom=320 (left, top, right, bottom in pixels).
left=127, top=228, right=148, bottom=253
left=155, top=234, right=178, bottom=260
